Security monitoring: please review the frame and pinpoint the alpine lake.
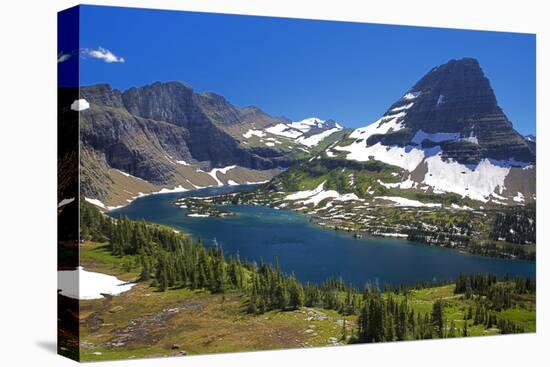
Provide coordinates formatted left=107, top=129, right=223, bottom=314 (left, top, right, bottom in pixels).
left=109, top=185, right=535, bottom=289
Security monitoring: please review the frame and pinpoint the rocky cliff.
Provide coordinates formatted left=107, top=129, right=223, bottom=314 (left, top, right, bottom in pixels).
left=77, top=82, right=342, bottom=207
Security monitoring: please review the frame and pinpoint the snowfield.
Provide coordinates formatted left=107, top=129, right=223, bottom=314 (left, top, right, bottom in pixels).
left=155, top=185, right=189, bottom=194
left=422, top=154, right=512, bottom=202
left=84, top=197, right=124, bottom=211
left=266, top=123, right=303, bottom=139
left=285, top=181, right=327, bottom=201
left=332, top=103, right=532, bottom=203
left=375, top=196, right=442, bottom=208
left=114, top=169, right=148, bottom=182
left=390, top=102, right=414, bottom=112
left=335, top=142, right=426, bottom=172
left=58, top=267, right=135, bottom=300
left=296, top=128, right=341, bottom=147
left=334, top=108, right=427, bottom=170
left=70, top=98, right=90, bottom=111
left=450, top=203, right=474, bottom=210
left=285, top=181, right=361, bottom=207
left=378, top=178, right=416, bottom=190
left=289, top=117, right=341, bottom=131
left=205, top=165, right=237, bottom=186
left=348, top=112, right=406, bottom=140
left=57, top=197, right=75, bottom=208
left=243, top=129, right=266, bottom=139
left=266, top=117, right=343, bottom=146
left=513, top=192, right=525, bottom=203
left=402, top=91, right=422, bottom=100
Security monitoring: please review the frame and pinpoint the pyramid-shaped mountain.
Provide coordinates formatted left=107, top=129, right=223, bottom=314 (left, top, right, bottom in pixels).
left=364, top=58, right=534, bottom=164
left=328, top=58, right=535, bottom=203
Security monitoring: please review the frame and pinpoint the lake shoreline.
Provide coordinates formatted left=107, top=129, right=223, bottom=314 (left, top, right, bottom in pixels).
left=171, top=185, right=535, bottom=263
left=109, top=186, right=535, bottom=289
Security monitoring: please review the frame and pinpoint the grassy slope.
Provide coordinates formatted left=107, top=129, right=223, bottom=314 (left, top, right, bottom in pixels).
left=78, top=241, right=535, bottom=361
left=386, top=285, right=535, bottom=337
left=261, top=158, right=535, bottom=259
left=79, top=242, right=351, bottom=361
left=274, top=157, right=482, bottom=207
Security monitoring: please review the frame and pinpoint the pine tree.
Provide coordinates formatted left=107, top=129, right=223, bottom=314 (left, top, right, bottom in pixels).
left=431, top=300, right=445, bottom=338
left=288, top=279, right=305, bottom=309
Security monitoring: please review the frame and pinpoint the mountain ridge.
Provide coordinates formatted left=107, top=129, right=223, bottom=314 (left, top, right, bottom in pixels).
left=77, top=81, right=344, bottom=207
left=306, top=58, right=535, bottom=204
left=76, top=58, right=534, bottom=209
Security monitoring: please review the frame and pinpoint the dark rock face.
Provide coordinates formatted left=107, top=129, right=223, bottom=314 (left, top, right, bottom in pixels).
left=81, top=84, right=124, bottom=108
left=381, top=58, right=535, bottom=164
left=80, top=106, right=191, bottom=184
left=119, top=82, right=290, bottom=169
left=79, top=82, right=296, bottom=195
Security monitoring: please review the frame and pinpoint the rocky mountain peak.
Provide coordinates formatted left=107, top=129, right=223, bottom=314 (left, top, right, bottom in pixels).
left=121, top=81, right=199, bottom=127
left=397, top=57, right=499, bottom=120
left=370, top=58, right=535, bottom=164
left=80, top=83, right=124, bottom=108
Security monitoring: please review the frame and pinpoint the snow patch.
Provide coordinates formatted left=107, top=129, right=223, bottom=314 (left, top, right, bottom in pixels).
left=378, top=178, right=416, bottom=190
left=402, top=91, right=421, bottom=100
left=337, top=193, right=360, bottom=201
left=266, top=124, right=303, bottom=139
left=207, top=165, right=237, bottom=186
left=335, top=142, right=426, bottom=172
left=58, top=197, right=75, bottom=208
left=450, top=203, right=474, bottom=211
left=289, top=117, right=326, bottom=132
left=297, top=128, right=340, bottom=147
left=513, top=192, right=525, bottom=203
left=285, top=181, right=327, bottom=201
left=461, top=136, right=479, bottom=144
left=302, top=190, right=341, bottom=206
left=267, top=117, right=342, bottom=145
left=423, top=154, right=512, bottom=202
left=376, top=233, right=408, bottom=238
left=285, top=181, right=360, bottom=207
left=390, top=102, right=414, bottom=112
left=243, top=129, right=266, bottom=139
left=71, top=99, right=90, bottom=111
left=375, top=196, right=442, bottom=208
left=114, top=169, right=147, bottom=182
left=84, top=197, right=112, bottom=210
left=348, top=112, right=406, bottom=140
left=58, top=267, right=134, bottom=300
left=155, top=185, right=188, bottom=194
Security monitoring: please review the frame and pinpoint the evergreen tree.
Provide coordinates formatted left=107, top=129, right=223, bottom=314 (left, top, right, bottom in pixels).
left=431, top=300, right=445, bottom=338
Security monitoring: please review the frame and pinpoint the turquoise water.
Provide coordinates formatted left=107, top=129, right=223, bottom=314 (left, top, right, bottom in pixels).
left=110, top=185, right=535, bottom=289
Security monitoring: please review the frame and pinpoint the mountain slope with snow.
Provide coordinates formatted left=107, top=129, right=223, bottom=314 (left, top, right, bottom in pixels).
left=237, top=117, right=345, bottom=151
left=318, top=58, right=535, bottom=205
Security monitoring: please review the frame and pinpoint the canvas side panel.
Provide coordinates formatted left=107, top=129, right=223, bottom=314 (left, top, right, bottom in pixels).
left=57, top=5, right=80, bottom=362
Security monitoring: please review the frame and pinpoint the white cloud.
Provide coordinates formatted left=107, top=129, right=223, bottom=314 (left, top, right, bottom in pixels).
left=81, top=47, right=125, bottom=63
left=57, top=52, right=71, bottom=63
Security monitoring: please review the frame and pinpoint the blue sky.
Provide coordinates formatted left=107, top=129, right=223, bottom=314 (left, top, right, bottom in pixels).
left=77, top=5, right=536, bottom=134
